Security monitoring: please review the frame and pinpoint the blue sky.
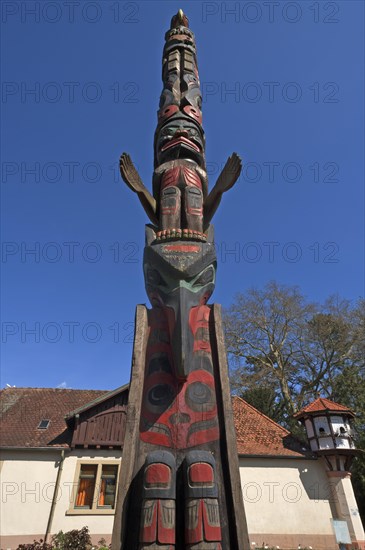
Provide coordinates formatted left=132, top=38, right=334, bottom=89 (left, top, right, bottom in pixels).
left=1, top=0, right=364, bottom=390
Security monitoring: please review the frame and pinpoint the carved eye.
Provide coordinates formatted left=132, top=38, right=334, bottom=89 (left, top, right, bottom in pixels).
left=193, top=267, right=214, bottom=287
left=147, top=269, right=167, bottom=287
left=164, top=126, right=175, bottom=136
left=186, top=382, right=215, bottom=412
left=147, top=384, right=175, bottom=413
left=188, top=128, right=198, bottom=139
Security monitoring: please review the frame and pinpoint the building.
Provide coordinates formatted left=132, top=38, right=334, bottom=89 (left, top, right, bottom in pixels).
left=0, top=387, right=364, bottom=549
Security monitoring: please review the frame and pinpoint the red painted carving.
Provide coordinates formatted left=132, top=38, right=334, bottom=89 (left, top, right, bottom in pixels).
left=140, top=499, right=175, bottom=545
left=163, top=244, right=200, bottom=253
left=183, top=105, right=203, bottom=124
left=145, top=463, right=171, bottom=486
left=185, top=458, right=222, bottom=546
left=140, top=500, right=158, bottom=542
left=182, top=166, right=202, bottom=188
left=157, top=501, right=175, bottom=544
left=140, top=369, right=218, bottom=449
left=158, top=104, right=179, bottom=123
left=185, top=499, right=222, bottom=544
left=189, top=463, right=214, bottom=485
left=140, top=305, right=219, bottom=449
left=161, top=167, right=181, bottom=189
left=140, top=456, right=176, bottom=547
left=160, top=166, right=202, bottom=192
left=158, top=165, right=204, bottom=238
left=190, top=305, right=212, bottom=352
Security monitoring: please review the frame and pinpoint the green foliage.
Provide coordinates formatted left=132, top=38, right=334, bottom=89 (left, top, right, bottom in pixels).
left=96, top=539, right=111, bottom=550
left=52, top=527, right=92, bottom=550
left=14, top=528, right=111, bottom=550
left=239, top=386, right=286, bottom=425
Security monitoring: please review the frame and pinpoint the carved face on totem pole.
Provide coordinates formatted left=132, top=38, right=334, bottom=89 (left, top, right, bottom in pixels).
left=156, top=18, right=203, bottom=131
left=154, top=117, right=205, bottom=168
left=143, top=225, right=216, bottom=379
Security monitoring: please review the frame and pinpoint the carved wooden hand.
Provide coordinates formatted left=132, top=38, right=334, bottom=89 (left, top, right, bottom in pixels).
left=204, top=152, right=242, bottom=227
left=119, top=153, right=158, bottom=225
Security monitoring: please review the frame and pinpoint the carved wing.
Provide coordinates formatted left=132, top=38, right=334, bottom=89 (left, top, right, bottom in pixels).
left=119, top=153, right=158, bottom=225
left=211, top=153, right=242, bottom=195
left=204, top=153, right=242, bottom=227
left=120, top=153, right=148, bottom=194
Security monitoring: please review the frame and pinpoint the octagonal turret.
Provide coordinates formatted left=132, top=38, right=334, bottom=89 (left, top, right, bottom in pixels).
left=294, top=397, right=357, bottom=471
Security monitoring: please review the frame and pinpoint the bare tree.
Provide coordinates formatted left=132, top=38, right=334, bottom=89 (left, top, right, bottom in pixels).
left=224, top=282, right=363, bottom=418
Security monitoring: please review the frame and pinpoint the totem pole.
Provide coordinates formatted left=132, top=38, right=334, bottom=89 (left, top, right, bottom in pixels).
left=112, top=11, right=249, bottom=550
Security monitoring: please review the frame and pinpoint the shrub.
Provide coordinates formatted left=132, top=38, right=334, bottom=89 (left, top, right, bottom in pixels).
left=13, top=528, right=114, bottom=550
left=96, top=539, right=111, bottom=550
left=16, top=540, right=53, bottom=550
left=52, top=527, right=92, bottom=550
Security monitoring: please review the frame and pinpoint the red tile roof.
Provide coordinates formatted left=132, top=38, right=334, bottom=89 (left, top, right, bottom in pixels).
left=232, top=396, right=309, bottom=457
left=294, top=397, right=354, bottom=419
left=1, top=388, right=309, bottom=457
left=0, top=387, right=106, bottom=448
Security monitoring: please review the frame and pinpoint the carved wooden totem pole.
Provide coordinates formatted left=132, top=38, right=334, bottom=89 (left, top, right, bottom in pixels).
left=112, top=11, right=249, bottom=550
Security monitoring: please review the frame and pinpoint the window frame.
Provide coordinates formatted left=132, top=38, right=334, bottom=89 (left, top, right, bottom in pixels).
left=66, top=459, right=120, bottom=516
left=37, top=419, right=50, bottom=429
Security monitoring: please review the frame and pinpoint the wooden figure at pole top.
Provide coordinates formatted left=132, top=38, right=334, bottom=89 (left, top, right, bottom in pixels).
left=120, top=9, right=242, bottom=242
left=112, top=10, right=249, bottom=550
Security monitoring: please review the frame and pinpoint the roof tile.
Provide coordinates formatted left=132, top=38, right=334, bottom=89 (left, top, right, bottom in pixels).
left=294, top=397, right=354, bottom=419
left=0, top=387, right=106, bottom=448
left=232, top=396, right=309, bottom=457
left=1, top=388, right=310, bottom=457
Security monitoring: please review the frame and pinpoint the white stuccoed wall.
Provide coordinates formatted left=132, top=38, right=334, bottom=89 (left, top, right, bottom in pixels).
left=1, top=449, right=59, bottom=537
left=239, top=457, right=336, bottom=535
left=0, top=448, right=122, bottom=547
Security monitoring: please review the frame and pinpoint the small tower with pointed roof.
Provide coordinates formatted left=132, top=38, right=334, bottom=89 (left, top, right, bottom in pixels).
left=295, top=397, right=364, bottom=548
left=294, top=397, right=357, bottom=472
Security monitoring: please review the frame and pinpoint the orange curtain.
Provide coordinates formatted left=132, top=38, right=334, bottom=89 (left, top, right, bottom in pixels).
left=76, top=478, right=92, bottom=506
left=98, top=479, right=106, bottom=506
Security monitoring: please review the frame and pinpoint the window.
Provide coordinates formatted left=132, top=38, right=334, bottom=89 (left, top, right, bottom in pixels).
left=67, top=460, right=120, bottom=515
left=75, top=465, right=97, bottom=508
left=98, top=465, right=118, bottom=508
left=37, top=419, right=50, bottom=429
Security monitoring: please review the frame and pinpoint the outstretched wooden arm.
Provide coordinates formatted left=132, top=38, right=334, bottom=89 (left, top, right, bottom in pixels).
left=204, top=153, right=242, bottom=228
left=119, top=153, right=158, bottom=226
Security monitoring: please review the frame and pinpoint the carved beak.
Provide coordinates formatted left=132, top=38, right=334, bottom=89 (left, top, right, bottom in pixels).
left=164, top=284, right=194, bottom=381
left=173, top=285, right=193, bottom=380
